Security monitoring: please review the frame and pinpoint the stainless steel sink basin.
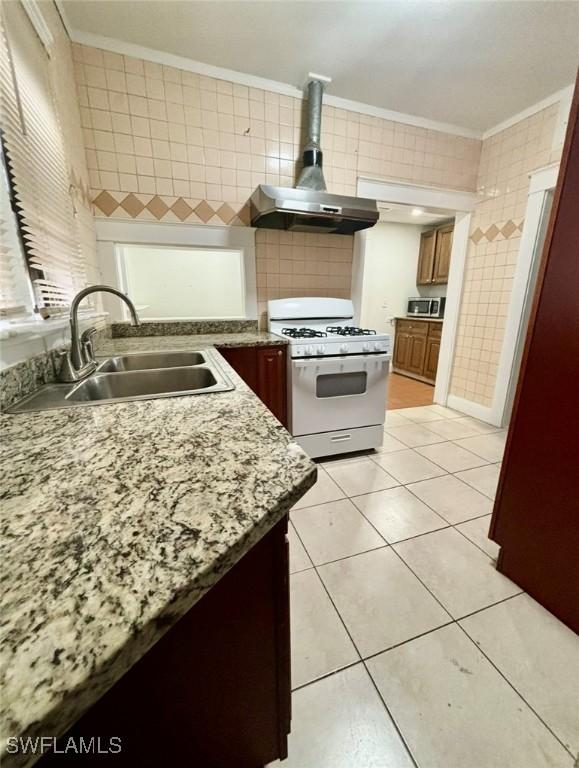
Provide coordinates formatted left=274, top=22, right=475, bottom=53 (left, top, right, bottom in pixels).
left=68, top=367, right=218, bottom=402
left=6, top=348, right=234, bottom=413
left=96, top=351, right=205, bottom=372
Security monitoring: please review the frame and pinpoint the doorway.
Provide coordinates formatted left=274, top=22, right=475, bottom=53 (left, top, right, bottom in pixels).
left=352, top=179, right=477, bottom=412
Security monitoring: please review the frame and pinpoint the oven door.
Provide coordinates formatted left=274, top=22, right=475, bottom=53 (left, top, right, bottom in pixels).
left=290, top=354, right=390, bottom=436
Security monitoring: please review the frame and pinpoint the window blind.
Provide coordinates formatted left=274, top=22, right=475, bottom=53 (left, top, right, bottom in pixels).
left=1, top=2, right=85, bottom=314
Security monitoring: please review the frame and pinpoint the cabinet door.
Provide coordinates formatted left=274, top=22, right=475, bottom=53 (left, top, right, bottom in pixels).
left=423, top=338, right=440, bottom=381
left=393, top=331, right=412, bottom=370
left=407, top=334, right=427, bottom=375
left=433, top=224, right=453, bottom=284
left=217, top=346, right=258, bottom=391
left=256, top=346, right=287, bottom=427
left=417, top=229, right=436, bottom=284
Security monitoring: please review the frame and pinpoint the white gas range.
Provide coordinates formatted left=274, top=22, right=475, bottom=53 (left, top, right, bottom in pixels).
left=268, top=297, right=391, bottom=458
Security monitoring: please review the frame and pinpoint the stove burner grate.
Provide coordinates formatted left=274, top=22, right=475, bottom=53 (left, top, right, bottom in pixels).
left=282, top=327, right=328, bottom=339
left=326, top=326, right=377, bottom=336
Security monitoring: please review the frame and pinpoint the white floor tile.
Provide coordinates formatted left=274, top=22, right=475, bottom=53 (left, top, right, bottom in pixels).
left=267, top=664, right=414, bottom=768
left=384, top=410, right=414, bottom=427
left=291, top=498, right=385, bottom=566
left=352, top=486, right=448, bottom=543
left=292, top=468, right=345, bottom=509
left=425, top=418, right=491, bottom=440
left=288, top=522, right=313, bottom=574
left=367, top=624, right=573, bottom=768
left=461, top=594, right=579, bottom=756
left=319, top=548, right=450, bottom=657
left=425, top=405, right=463, bottom=419
left=455, top=514, right=499, bottom=559
left=407, top=474, right=493, bottom=524
left=416, top=441, right=489, bottom=473
left=393, top=527, right=520, bottom=618
left=290, top=569, right=358, bottom=688
left=385, top=423, right=444, bottom=448
left=374, top=433, right=408, bottom=454
left=374, top=449, right=447, bottom=485
left=453, top=416, right=500, bottom=434
left=455, top=463, right=501, bottom=499
left=454, top=432, right=507, bottom=463
left=395, top=405, right=449, bottom=422
left=325, top=457, right=399, bottom=497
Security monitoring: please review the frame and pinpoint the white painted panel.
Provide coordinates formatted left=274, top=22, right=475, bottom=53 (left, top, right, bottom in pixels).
left=359, top=222, right=424, bottom=336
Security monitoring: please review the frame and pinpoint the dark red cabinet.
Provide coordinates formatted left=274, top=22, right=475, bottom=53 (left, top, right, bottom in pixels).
left=490, top=77, right=579, bottom=634
left=218, top=344, right=288, bottom=428
left=40, top=517, right=292, bottom=767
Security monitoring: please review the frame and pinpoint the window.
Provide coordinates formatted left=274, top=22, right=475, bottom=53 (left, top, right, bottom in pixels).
left=118, top=245, right=246, bottom=320
left=1, top=2, right=85, bottom=316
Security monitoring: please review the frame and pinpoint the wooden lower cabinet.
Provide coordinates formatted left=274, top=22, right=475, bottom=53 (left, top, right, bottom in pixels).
left=40, top=517, right=292, bottom=767
left=393, top=319, right=442, bottom=384
left=423, top=337, right=441, bottom=381
left=218, top=344, right=288, bottom=428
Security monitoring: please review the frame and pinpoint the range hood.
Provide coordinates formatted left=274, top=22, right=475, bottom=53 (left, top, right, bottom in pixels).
left=250, top=79, right=378, bottom=235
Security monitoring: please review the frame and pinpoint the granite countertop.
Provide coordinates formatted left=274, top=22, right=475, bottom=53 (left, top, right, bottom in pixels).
left=99, top=330, right=287, bottom=353
left=395, top=316, right=444, bottom=323
left=0, top=334, right=314, bottom=767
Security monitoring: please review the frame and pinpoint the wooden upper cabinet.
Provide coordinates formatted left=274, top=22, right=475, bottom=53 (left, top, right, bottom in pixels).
left=417, top=223, right=454, bottom=285
left=417, top=229, right=437, bottom=285
left=433, top=224, right=454, bottom=284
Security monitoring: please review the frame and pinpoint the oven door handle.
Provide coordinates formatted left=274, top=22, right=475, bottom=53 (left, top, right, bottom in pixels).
left=292, top=353, right=391, bottom=369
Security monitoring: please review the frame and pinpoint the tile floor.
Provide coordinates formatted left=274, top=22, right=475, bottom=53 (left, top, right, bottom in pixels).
left=270, top=404, right=579, bottom=768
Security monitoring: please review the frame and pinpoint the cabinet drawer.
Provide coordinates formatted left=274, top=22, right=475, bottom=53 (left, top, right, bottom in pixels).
left=397, top=319, right=428, bottom=335
left=428, top=323, right=443, bottom=339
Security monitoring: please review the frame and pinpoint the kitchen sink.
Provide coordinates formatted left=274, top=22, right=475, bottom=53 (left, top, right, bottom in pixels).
left=68, top=367, right=219, bottom=402
left=6, top=348, right=234, bottom=413
left=96, top=351, right=205, bottom=372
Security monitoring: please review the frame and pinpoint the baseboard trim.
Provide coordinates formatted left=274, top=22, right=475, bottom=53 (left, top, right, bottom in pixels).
left=446, top=395, right=501, bottom=427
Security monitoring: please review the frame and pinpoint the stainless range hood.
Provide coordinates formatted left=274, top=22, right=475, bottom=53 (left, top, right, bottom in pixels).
left=250, top=78, right=378, bottom=235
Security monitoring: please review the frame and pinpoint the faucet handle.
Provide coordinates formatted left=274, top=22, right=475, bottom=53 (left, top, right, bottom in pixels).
left=80, top=327, right=98, bottom=364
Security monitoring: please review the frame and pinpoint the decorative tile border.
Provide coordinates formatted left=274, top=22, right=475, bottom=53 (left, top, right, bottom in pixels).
left=470, top=219, right=524, bottom=244
left=92, top=191, right=251, bottom=226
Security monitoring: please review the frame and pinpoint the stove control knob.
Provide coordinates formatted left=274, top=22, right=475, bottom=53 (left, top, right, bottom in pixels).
left=340, top=344, right=349, bottom=354
left=374, top=342, right=384, bottom=352
left=362, top=342, right=371, bottom=352
left=305, top=345, right=314, bottom=356
left=317, top=344, right=326, bottom=355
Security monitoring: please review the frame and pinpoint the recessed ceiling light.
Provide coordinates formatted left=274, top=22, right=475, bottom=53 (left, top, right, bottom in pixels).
left=411, top=208, right=424, bottom=216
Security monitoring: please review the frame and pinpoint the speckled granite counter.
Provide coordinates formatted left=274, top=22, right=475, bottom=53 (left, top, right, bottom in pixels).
left=0, top=334, right=314, bottom=767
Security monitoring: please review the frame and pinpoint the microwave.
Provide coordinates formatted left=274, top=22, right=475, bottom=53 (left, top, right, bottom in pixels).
left=407, top=297, right=446, bottom=318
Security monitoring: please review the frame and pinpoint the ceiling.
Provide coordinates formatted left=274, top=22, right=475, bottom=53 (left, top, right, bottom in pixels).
left=61, top=0, right=579, bottom=133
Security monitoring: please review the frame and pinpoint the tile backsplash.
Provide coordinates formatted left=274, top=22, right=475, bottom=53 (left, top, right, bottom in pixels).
left=449, top=104, right=561, bottom=407
left=73, top=43, right=481, bottom=227
left=255, top=230, right=354, bottom=326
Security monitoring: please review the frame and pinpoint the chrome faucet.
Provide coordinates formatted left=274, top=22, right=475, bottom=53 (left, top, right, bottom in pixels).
left=58, top=285, right=141, bottom=382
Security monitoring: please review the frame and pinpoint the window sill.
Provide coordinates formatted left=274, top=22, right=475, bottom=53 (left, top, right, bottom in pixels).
left=0, top=311, right=108, bottom=343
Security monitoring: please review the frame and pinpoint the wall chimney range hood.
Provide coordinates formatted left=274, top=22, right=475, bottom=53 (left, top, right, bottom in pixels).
left=250, top=76, right=378, bottom=235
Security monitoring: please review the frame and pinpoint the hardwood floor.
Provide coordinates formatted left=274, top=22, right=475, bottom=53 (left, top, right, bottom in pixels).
left=387, top=372, right=434, bottom=410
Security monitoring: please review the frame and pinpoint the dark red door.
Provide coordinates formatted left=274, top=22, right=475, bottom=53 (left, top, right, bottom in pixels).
left=489, top=76, right=579, bottom=633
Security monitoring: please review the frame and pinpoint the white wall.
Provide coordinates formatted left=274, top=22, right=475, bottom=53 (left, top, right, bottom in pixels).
left=359, top=222, right=424, bottom=336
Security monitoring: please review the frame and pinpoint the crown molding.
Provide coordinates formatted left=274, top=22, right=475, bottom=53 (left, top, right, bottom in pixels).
left=482, top=84, right=574, bottom=140
left=68, top=29, right=483, bottom=140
